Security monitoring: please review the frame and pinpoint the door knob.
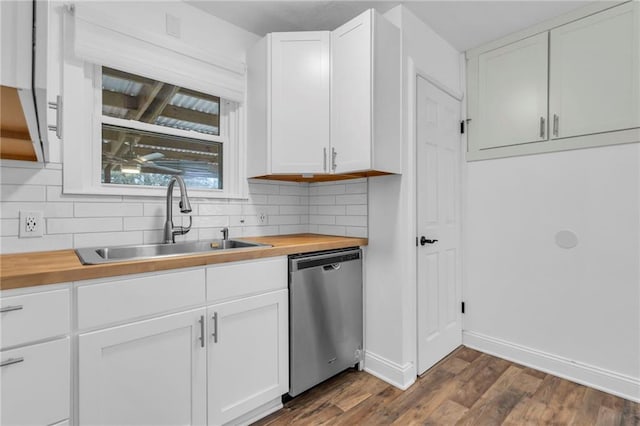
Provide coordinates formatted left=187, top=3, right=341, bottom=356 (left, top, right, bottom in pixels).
left=420, top=237, right=438, bottom=246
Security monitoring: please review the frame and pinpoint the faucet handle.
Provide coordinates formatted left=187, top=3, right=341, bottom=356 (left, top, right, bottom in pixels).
left=220, top=227, right=229, bottom=241
left=173, top=216, right=193, bottom=237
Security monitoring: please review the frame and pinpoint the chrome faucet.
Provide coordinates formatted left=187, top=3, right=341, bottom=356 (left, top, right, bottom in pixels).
left=163, top=175, right=192, bottom=243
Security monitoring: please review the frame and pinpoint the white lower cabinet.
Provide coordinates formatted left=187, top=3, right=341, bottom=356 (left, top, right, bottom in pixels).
left=79, top=308, right=207, bottom=426
left=1, top=337, right=70, bottom=426
left=208, top=290, right=289, bottom=426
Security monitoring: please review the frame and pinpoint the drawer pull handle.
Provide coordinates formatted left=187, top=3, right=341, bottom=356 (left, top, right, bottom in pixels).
left=198, top=315, right=205, bottom=348
left=0, top=305, right=23, bottom=313
left=211, top=312, right=218, bottom=343
left=1, top=357, right=24, bottom=367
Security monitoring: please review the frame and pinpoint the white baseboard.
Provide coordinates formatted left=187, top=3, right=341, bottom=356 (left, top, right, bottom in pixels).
left=364, top=350, right=416, bottom=390
left=463, top=331, right=640, bottom=403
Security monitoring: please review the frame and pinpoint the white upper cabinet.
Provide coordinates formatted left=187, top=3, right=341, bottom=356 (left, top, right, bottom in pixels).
left=0, top=1, right=32, bottom=90
left=271, top=32, right=331, bottom=174
left=331, top=9, right=401, bottom=175
left=247, top=9, right=401, bottom=179
left=467, top=2, right=640, bottom=161
left=477, top=33, right=549, bottom=149
left=549, top=2, right=640, bottom=139
left=247, top=31, right=330, bottom=177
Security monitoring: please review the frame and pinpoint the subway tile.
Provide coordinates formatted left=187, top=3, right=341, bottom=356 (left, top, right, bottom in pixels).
left=199, top=204, right=242, bottom=216
left=0, top=167, right=62, bottom=186
left=143, top=230, right=164, bottom=244
left=309, top=184, right=346, bottom=196
left=309, top=195, right=335, bottom=205
left=345, top=182, right=367, bottom=194
left=279, top=205, right=309, bottom=215
left=74, top=231, right=144, bottom=248
left=123, top=216, right=165, bottom=231
left=242, top=204, right=279, bottom=216
left=268, top=195, right=302, bottom=205
left=335, top=194, right=366, bottom=205
left=241, top=225, right=279, bottom=237
left=315, top=205, right=346, bottom=215
left=247, top=194, right=268, bottom=204
left=1, top=219, right=19, bottom=236
left=0, top=202, right=74, bottom=219
left=307, top=224, right=319, bottom=233
left=268, top=215, right=300, bottom=225
left=248, top=182, right=281, bottom=195
left=191, top=216, right=229, bottom=228
left=346, top=227, right=368, bottom=238
left=346, top=205, right=367, bottom=215
left=279, top=224, right=309, bottom=234
left=230, top=215, right=259, bottom=226
left=336, top=215, right=367, bottom=227
left=309, top=215, right=336, bottom=225
left=279, top=184, right=308, bottom=196
left=1, top=185, right=46, bottom=202
left=0, top=234, right=73, bottom=254
left=75, top=203, right=143, bottom=217
left=48, top=217, right=123, bottom=234
left=198, top=226, right=233, bottom=240
left=316, top=225, right=346, bottom=236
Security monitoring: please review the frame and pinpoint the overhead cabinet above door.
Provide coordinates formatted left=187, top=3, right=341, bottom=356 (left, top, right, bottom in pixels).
left=467, top=2, right=640, bottom=161
left=247, top=9, right=401, bottom=181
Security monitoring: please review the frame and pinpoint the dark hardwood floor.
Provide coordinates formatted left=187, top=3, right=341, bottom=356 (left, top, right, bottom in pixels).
left=254, top=346, right=640, bottom=425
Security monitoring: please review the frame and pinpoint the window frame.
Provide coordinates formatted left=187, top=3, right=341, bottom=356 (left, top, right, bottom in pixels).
left=62, top=61, right=247, bottom=199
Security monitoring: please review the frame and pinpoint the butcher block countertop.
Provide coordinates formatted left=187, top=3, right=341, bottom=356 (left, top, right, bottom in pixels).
left=0, top=234, right=367, bottom=290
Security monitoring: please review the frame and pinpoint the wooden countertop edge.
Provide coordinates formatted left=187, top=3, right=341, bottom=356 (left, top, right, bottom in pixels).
left=0, top=234, right=367, bottom=290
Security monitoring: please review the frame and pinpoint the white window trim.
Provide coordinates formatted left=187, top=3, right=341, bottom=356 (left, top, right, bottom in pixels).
left=63, top=62, right=248, bottom=200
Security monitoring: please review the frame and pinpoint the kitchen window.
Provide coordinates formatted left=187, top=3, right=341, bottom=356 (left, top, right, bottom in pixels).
left=100, top=67, right=225, bottom=190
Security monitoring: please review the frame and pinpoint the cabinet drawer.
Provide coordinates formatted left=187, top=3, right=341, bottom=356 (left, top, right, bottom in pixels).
left=207, top=257, right=287, bottom=303
left=78, top=268, right=205, bottom=329
left=0, top=288, right=70, bottom=349
left=1, top=337, right=70, bottom=426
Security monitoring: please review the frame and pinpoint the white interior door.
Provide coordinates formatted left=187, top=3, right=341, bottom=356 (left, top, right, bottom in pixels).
left=416, top=76, right=462, bottom=375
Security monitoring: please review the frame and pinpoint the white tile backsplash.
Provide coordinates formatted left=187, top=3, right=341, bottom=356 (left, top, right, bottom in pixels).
left=0, top=163, right=369, bottom=254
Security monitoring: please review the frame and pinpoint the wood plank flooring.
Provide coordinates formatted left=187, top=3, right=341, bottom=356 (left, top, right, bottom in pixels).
left=253, top=346, right=640, bottom=425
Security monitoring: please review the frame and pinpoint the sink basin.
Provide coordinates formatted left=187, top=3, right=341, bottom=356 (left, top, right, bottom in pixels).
left=75, top=239, right=270, bottom=265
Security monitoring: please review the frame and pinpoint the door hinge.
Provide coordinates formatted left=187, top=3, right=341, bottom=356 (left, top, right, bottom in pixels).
left=461, top=302, right=465, bottom=314
left=460, top=120, right=465, bottom=134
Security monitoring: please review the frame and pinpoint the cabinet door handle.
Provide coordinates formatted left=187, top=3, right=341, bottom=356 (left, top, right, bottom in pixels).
left=553, top=114, right=559, bottom=137
left=331, top=148, right=337, bottom=172
left=539, top=117, right=545, bottom=138
left=211, top=312, right=218, bottom=343
left=0, top=305, right=23, bottom=313
left=198, top=315, right=205, bottom=348
left=47, top=95, right=62, bottom=139
left=1, top=357, right=24, bottom=367
left=323, top=147, right=327, bottom=172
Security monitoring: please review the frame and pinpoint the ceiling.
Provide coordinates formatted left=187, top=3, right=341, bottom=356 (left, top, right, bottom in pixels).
left=187, top=1, right=595, bottom=52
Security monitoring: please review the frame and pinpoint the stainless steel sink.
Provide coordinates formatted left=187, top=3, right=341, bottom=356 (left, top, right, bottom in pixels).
left=75, top=239, right=270, bottom=265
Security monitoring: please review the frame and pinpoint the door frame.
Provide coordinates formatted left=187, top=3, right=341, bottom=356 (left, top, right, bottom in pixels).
left=410, top=59, right=465, bottom=376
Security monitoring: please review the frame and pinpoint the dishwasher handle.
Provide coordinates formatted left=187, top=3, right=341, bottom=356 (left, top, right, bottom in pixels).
left=290, top=248, right=361, bottom=271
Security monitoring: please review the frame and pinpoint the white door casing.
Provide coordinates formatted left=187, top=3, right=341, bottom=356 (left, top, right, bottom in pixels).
left=416, top=76, right=463, bottom=375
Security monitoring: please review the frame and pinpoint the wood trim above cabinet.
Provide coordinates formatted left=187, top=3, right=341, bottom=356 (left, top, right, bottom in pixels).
left=0, top=86, right=38, bottom=161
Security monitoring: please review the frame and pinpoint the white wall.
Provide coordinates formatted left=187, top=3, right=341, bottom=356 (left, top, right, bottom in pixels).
left=365, top=6, right=462, bottom=389
left=464, top=143, right=640, bottom=400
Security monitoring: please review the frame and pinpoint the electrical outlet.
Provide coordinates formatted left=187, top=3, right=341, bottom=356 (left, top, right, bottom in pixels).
left=19, top=211, right=43, bottom=238
left=256, top=208, right=268, bottom=225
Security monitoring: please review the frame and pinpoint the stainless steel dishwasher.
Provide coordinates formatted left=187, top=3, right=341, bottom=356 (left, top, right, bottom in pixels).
left=288, top=247, right=363, bottom=397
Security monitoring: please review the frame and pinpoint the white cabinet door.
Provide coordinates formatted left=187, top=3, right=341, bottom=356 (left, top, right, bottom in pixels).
left=550, top=2, right=640, bottom=139
left=1, top=338, right=70, bottom=426
left=79, top=309, right=207, bottom=426
left=477, top=32, right=549, bottom=150
left=208, top=290, right=288, bottom=426
left=0, top=1, right=32, bottom=89
left=271, top=32, right=330, bottom=174
left=331, top=11, right=373, bottom=173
